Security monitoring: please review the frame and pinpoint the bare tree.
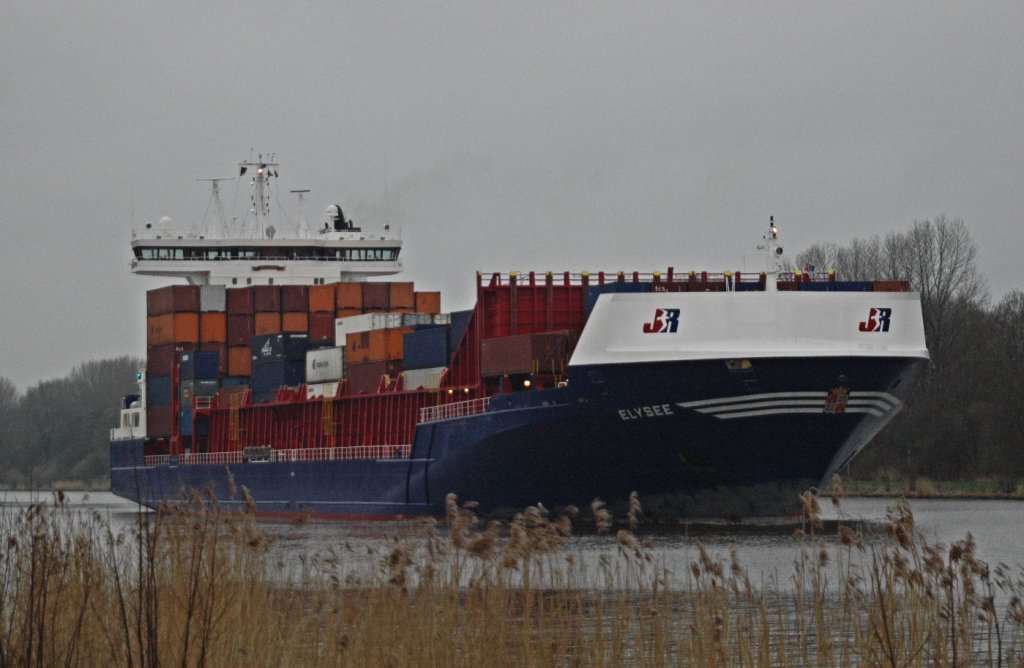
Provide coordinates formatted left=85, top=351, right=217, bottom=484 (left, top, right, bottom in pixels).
left=795, top=242, right=840, bottom=272
left=903, top=217, right=987, bottom=370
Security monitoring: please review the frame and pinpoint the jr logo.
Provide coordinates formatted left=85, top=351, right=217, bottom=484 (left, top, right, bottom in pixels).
left=642, top=308, right=680, bottom=334
left=858, top=307, right=892, bottom=332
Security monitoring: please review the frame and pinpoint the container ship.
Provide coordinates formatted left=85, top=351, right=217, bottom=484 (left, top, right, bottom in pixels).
left=111, top=158, right=929, bottom=518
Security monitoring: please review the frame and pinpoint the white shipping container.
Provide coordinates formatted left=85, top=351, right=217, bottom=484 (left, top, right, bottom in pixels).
left=199, top=285, right=226, bottom=312
left=306, top=346, right=346, bottom=383
left=306, top=382, right=340, bottom=400
left=335, top=312, right=453, bottom=341
left=401, top=366, right=447, bottom=390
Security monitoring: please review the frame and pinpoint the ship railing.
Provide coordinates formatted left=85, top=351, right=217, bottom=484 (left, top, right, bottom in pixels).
left=144, top=444, right=412, bottom=468
left=479, top=270, right=767, bottom=287
left=418, top=397, right=491, bottom=424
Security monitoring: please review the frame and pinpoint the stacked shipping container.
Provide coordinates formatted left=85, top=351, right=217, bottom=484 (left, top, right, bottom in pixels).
left=144, top=281, right=446, bottom=443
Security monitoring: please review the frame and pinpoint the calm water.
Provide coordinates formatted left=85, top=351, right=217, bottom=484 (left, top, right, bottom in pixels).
left=3, top=491, right=1022, bottom=586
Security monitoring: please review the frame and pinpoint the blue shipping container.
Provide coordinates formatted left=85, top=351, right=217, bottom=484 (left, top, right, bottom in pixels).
left=251, top=333, right=310, bottom=363
left=585, top=282, right=650, bottom=317
left=735, top=282, right=764, bottom=292
left=221, top=377, right=250, bottom=388
left=252, top=360, right=305, bottom=392
left=179, top=350, right=221, bottom=380
left=404, top=326, right=451, bottom=370
left=178, top=407, right=193, bottom=436
left=146, top=375, right=173, bottom=407
left=835, top=281, right=874, bottom=292
left=799, top=283, right=834, bottom=292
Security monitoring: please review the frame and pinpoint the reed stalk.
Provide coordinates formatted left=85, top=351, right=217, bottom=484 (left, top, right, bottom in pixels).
left=0, top=488, right=1022, bottom=666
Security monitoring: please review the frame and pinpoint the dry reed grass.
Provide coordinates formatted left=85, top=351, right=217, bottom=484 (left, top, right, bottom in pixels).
left=1, top=482, right=1023, bottom=666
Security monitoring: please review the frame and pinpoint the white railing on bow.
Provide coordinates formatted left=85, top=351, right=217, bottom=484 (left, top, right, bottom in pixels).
left=144, top=444, right=411, bottom=468
left=418, top=397, right=491, bottom=424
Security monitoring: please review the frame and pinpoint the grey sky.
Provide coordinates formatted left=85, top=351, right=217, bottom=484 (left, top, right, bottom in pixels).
left=2, top=2, right=1022, bottom=390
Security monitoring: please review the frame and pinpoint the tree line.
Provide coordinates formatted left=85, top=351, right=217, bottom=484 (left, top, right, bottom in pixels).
left=0, top=357, right=141, bottom=489
left=798, top=215, right=1024, bottom=489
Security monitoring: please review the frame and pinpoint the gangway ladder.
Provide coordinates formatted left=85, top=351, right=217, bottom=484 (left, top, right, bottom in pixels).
left=322, top=393, right=335, bottom=450
left=229, top=390, right=248, bottom=448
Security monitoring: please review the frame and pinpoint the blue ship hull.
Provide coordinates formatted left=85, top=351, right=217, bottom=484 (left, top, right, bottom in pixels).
left=111, top=355, right=925, bottom=518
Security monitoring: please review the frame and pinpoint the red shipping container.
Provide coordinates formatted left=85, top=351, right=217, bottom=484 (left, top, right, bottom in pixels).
left=308, top=285, right=335, bottom=312
left=147, top=343, right=195, bottom=377
left=346, top=360, right=400, bottom=394
left=200, top=312, right=227, bottom=343
left=253, top=285, right=281, bottom=312
left=335, top=283, right=363, bottom=310
left=281, top=285, right=309, bottom=312
left=777, top=281, right=799, bottom=291
left=147, top=313, right=200, bottom=346
left=282, top=312, right=309, bottom=332
left=226, top=287, right=254, bottom=315
left=309, top=311, right=335, bottom=344
left=362, top=282, right=390, bottom=311
left=227, top=346, right=252, bottom=377
left=480, top=331, right=571, bottom=377
left=254, top=312, right=282, bottom=336
left=147, top=285, right=200, bottom=316
left=336, top=307, right=362, bottom=319
left=226, top=314, right=255, bottom=346
left=873, top=280, right=910, bottom=292
left=147, top=405, right=174, bottom=438
left=414, top=291, right=441, bottom=314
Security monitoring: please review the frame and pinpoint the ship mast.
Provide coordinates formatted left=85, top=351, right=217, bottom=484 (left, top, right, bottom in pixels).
left=760, top=216, right=784, bottom=293
left=240, top=155, right=279, bottom=239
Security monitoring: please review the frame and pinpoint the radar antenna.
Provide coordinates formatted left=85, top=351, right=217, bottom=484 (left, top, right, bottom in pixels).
left=291, top=189, right=311, bottom=238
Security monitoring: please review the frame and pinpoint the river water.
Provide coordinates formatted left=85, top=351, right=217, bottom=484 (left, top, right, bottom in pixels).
left=2, top=491, right=1021, bottom=588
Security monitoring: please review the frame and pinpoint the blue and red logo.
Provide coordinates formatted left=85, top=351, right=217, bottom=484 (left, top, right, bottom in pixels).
left=642, top=309, right=680, bottom=333
left=858, top=307, right=892, bottom=332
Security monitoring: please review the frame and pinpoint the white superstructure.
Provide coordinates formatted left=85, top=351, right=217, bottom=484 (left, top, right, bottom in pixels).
left=129, top=156, right=402, bottom=286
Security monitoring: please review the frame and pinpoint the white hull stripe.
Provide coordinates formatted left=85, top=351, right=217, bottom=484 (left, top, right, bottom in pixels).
left=680, top=392, right=825, bottom=408
left=677, top=391, right=901, bottom=420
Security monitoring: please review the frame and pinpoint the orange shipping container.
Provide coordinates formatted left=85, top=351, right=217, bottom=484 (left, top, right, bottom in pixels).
left=200, top=312, right=227, bottom=344
left=254, top=313, right=282, bottom=336
left=228, top=346, right=252, bottom=377
left=308, top=284, right=335, bottom=312
left=389, top=282, right=415, bottom=310
left=147, top=313, right=200, bottom=346
left=336, top=307, right=362, bottom=319
left=414, top=291, right=441, bottom=314
left=346, top=331, right=372, bottom=364
left=367, top=327, right=413, bottom=362
left=281, top=312, right=309, bottom=333
left=335, top=283, right=363, bottom=310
